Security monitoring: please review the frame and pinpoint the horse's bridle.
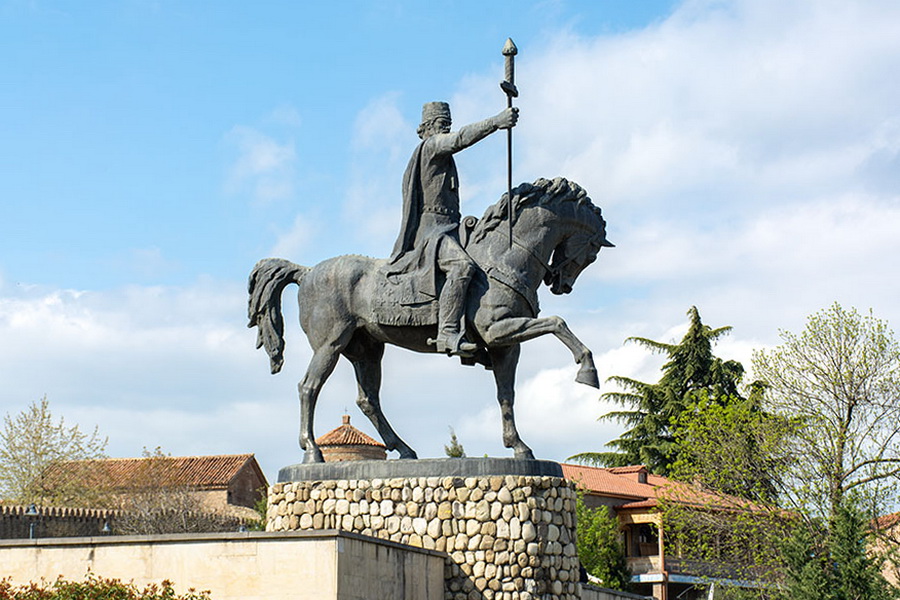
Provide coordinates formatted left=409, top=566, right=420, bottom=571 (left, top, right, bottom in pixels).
left=511, top=234, right=554, bottom=276
left=509, top=231, right=602, bottom=297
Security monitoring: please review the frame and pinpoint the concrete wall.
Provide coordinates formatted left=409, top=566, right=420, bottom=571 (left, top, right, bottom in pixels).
left=270, top=474, right=580, bottom=600
left=0, top=530, right=444, bottom=600
left=580, top=585, right=653, bottom=600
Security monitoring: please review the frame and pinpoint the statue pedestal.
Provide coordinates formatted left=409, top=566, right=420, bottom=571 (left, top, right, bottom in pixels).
left=269, top=458, right=580, bottom=600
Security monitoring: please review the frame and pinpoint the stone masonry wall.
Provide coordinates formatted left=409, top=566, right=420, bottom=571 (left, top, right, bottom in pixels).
left=268, top=475, right=579, bottom=600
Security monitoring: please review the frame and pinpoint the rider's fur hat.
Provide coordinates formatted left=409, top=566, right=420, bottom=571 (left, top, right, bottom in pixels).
left=421, top=101, right=451, bottom=123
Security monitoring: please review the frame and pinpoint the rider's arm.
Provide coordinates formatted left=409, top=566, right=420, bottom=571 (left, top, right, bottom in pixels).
left=430, top=108, right=518, bottom=155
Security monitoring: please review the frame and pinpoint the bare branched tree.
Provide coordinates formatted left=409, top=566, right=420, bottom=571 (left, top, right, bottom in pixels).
left=753, top=303, right=900, bottom=519
left=112, top=448, right=247, bottom=535
left=0, top=396, right=108, bottom=505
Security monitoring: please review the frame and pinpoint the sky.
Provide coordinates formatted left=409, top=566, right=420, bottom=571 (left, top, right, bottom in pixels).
left=2, top=0, right=899, bottom=484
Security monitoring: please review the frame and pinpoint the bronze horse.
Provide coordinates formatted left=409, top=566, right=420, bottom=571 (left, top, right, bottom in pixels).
left=248, top=177, right=612, bottom=463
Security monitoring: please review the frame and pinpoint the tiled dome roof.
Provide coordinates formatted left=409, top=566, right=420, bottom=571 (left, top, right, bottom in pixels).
left=315, top=415, right=385, bottom=448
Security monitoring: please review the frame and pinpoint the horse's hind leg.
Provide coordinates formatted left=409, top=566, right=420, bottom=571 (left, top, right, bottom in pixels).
left=299, top=335, right=351, bottom=463
left=489, top=344, right=535, bottom=460
left=347, top=339, right=418, bottom=459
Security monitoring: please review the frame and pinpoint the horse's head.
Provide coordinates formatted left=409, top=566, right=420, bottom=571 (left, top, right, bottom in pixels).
left=534, top=179, right=614, bottom=294
left=544, top=225, right=613, bottom=294
left=470, top=177, right=613, bottom=295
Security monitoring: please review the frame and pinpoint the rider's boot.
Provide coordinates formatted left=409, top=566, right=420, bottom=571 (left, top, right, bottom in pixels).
left=434, top=270, right=478, bottom=358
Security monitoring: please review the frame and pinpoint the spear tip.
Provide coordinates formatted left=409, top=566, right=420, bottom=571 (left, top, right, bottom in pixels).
left=502, top=38, right=518, bottom=56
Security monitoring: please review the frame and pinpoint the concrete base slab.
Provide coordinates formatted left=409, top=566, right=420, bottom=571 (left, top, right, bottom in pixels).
left=278, top=457, right=563, bottom=482
left=0, top=530, right=444, bottom=600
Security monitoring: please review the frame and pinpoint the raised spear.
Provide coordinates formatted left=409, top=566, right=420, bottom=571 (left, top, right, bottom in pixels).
left=501, top=38, right=518, bottom=248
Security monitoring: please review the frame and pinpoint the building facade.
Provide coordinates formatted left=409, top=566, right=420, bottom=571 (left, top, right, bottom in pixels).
left=562, top=463, right=772, bottom=600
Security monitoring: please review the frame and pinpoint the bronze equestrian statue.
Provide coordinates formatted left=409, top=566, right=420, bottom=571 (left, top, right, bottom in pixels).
left=249, top=40, right=612, bottom=464
left=248, top=172, right=613, bottom=462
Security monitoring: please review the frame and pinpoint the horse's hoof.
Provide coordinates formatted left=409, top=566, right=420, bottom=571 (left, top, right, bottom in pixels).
left=302, top=449, right=324, bottom=464
left=576, top=366, right=600, bottom=388
left=398, top=449, right=418, bottom=460
left=514, top=449, right=536, bottom=460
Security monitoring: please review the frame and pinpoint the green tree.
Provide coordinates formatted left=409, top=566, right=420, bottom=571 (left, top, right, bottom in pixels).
left=0, top=396, right=108, bottom=505
left=575, top=493, right=630, bottom=590
left=659, top=487, right=793, bottom=595
left=444, top=428, right=466, bottom=458
left=247, top=487, right=268, bottom=531
left=779, top=517, right=831, bottom=600
left=779, top=499, right=898, bottom=600
left=753, top=303, right=900, bottom=519
left=671, top=386, right=793, bottom=503
left=571, top=306, right=744, bottom=474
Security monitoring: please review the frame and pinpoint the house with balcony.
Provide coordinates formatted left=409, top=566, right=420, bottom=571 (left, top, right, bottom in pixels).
left=562, top=463, right=776, bottom=600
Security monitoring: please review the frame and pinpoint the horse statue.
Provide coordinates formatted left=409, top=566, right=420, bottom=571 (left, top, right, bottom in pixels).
left=248, top=176, right=613, bottom=463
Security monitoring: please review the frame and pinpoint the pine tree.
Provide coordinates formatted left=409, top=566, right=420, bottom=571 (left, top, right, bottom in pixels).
left=779, top=500, right=898, bottom=600
left=570, top=306, right=744, bottom=474
left=444, top=428, right=466, bottom=458
left=780, top=519, right=831, bottom=600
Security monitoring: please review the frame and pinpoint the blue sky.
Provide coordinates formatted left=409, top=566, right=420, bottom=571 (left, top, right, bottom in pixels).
left=2, top=0, right=899, bottom=483
left=1, top=0, right=677, bottom=289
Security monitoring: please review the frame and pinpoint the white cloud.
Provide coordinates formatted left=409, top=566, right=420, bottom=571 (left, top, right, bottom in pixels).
left=512, top=0, right=900, bottom=213
left=343, top=93, right=417, bottom=255
left=351, top=92, right=411, bottom=160
left=224, top=125, right=297, bottom=203
left=268, top=214, right=319, bottom=259
left=0, top=280, right=303, bottom=479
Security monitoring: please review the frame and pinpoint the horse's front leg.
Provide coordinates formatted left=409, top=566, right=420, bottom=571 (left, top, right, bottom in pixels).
left=489, top=344, right=534, bottom=460
left=481, top=315, right=600, bottom=388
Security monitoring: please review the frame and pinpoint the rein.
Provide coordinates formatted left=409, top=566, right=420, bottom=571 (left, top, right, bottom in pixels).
left=510, top=234, right=554, bottom=276
left=551, top=230, right=607, bottom=272
left=509, top=228, right=604, bottom=279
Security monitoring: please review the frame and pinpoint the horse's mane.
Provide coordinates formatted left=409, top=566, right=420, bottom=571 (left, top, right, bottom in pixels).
left=470, top=177, right=606, bottom=245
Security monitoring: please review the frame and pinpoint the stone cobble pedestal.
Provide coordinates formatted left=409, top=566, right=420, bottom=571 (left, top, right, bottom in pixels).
left=268, top=458, right=580, bottom=600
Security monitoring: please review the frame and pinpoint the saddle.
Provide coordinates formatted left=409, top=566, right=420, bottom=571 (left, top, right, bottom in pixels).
left=370, top=217, right=479, bottom=327
left=370, top=269, right=440, bottom=326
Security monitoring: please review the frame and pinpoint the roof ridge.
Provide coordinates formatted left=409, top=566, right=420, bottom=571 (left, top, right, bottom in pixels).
left=316, top=422, right=385, bottom=448
left=62, top=453, right=255, bottom=463
left=41, top=454, right=266, bottom=491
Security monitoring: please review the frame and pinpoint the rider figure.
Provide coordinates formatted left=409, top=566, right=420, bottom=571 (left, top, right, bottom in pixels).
left=391, top=101, right=518, bottom=358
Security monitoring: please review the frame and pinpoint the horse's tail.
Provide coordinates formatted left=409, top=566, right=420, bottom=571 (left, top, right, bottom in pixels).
left=247, top=258, right=310, bottom=374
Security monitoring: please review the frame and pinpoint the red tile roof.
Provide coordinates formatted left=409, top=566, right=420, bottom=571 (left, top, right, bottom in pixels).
left=875, top=512, right=900, bottom=530
left=42, top=454, right=266, bottom=491
left=316, top=415, right=385, bottom=448
left=562, top=463, right=655, bottom=500
left=561, top=463, right=760, bottom=511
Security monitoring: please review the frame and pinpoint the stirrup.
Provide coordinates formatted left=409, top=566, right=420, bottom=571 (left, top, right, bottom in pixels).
left=428, top=332, right=478, bottom=358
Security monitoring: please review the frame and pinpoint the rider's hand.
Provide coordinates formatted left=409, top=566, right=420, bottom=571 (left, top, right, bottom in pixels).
left=495, top=107, right=519, bottom=130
